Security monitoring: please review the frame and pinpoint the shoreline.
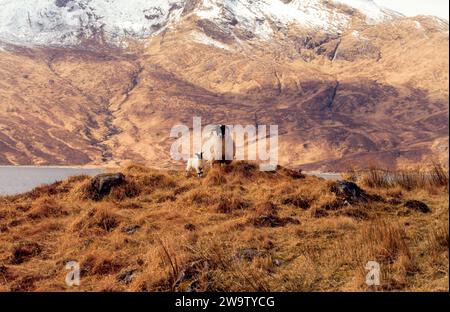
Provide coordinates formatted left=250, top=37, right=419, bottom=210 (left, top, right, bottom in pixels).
left=0, top=165, right=343, bottom=176
left=0, top=165, right=107, bottom=170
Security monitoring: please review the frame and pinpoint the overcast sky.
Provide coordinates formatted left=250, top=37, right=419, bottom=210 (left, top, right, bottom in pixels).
left=375, top=0, right=449, bottom=20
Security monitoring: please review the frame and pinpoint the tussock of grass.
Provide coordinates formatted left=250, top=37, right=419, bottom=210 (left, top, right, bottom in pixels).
left=215, top=194, right=249, bottom=214
left=0, top=162, right=447, bottom=291
left=343, top=221, right=417, bottom=290
left=427, top=225, right=449, bottom=256
left=27, top=197, right=67, bottom=220
left=72, top=206, right=121, bottom=234
left=203, top=167, right=228, bottom=186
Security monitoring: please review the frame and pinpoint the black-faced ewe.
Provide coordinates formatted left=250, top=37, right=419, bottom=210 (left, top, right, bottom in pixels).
left=211, top=124, right=236, bottom=166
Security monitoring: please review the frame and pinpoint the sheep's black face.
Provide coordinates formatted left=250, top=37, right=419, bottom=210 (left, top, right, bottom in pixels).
left=195, top=153, right=203, bottom=160
left=220, top=125, right=226, bottom=137
left=214, top=125, right=227, bottom=138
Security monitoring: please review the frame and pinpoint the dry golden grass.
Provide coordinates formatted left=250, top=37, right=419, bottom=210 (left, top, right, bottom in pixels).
left=0, top=162, right=448, bottom=292
left=357, top=164, right=449, bottom=191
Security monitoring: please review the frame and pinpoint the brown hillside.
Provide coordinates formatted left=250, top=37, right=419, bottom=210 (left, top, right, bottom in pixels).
left=0, top=163, right=448, bottom=291
left=0, top=15, right=448, bottom=170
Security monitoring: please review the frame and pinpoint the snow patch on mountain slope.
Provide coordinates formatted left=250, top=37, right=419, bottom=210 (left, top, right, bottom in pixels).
left=89, top=0, right=185, bottom=35
left=0, top=0, right=186, bottom=46
left=0, top=0, right=401, bottom=46
left=332, top=0, right=386, bottom=22
left=196, top=0, right=351, bottom=37
left=190, top=31, right=232, bottom=50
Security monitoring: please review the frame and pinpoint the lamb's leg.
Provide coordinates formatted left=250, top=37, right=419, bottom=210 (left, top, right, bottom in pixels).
left=186, top=163, right=192, bottom=177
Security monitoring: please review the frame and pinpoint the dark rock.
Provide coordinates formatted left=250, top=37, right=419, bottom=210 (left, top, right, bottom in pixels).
left=182, top=0, right=202, bottom=15
left=117, top=269, right=137, bottom=284
left=229, top=17, right=239, bottom=26
left=55, top=0, right=71, bottom=8
left=196, top=19, right=234, bottom=44
left=330, top=180, right=369, bottom=203
left=89, top=173, right=125, bottom=200
left=234, top=27, right=255, bottom=40
left=121, top=224, right=140, bottom=235
left=404, top=200, right=431, bottom=213
left=143, top=7, right=163, bottom=20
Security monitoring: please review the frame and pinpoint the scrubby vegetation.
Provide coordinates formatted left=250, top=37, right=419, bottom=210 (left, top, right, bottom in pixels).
left=0, top=162, right=448, bottom=291
left=346, top=163, right=449, bottom=191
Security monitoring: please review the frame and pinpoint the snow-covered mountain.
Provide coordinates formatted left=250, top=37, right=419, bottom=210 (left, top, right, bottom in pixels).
left=0, top=0, right=400, bottom=46
left=0, top=0, right=448, bottom=169
left=0, top=0, right=186, bottom=45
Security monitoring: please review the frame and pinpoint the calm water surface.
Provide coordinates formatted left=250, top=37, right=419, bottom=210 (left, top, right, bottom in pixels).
left=305, top=172, right=342, bottom=181
left=0, top=166, right=341, bottom=197
left=0, top=167, right=103, bottom=196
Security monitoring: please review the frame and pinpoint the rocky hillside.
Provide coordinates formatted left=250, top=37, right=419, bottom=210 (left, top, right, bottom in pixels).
left=0, top=0, right=448, bottom=170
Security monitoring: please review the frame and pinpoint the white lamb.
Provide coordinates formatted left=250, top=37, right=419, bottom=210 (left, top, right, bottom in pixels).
left=186, top=152, right=204, bottom=177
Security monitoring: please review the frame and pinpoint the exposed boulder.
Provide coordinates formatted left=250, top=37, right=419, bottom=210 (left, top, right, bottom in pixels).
left=404, top=200, right=431, bottom=213
left=121, top=224, right=140, bottom=235
left=89, top=173, right=125, bottom=200
left=330, top=180, right=370, bottom=203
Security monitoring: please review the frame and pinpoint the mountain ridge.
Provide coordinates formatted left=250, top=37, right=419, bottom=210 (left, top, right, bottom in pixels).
left=0, top=0, right=408, bottom=47
left=0, top=0, right=448, bottom=170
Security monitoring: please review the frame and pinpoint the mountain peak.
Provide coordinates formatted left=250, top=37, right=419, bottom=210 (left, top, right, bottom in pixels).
left=0, top=0, right=401, bottom=47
